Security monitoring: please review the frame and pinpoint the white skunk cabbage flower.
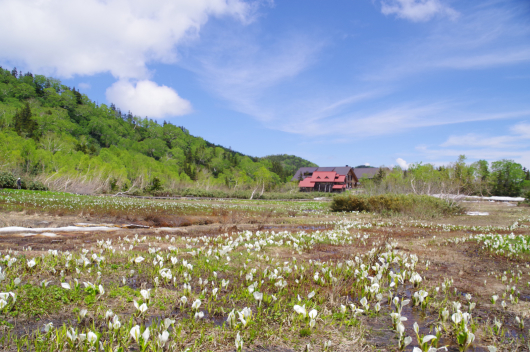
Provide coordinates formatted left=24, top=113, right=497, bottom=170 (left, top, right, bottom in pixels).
left=79, top=309, right=88, bottom=318
left=133, top=301, right=148, bottom=314
left=140, top=289, right=150, bottom=301
left=163, top=318, right=175, bottom=329
left=235, top=332, right=243, bottom=351
left=43, top=322, right=53, bottom=333
left=130, top=325, right=140, bottom=342
left=308, top=309, right=318, bottom=319
left=192, top=299, right=201, bottom=310
left=294, top=304, right=307, bottom=317
left=87, top=331, right=98, bottom=345
left=158, top=330, right=169, bottom=347
left=66, top=328, right=78, bottom=342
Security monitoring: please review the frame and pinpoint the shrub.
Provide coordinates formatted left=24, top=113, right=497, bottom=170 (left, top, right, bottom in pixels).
left=0, top=171, right=16, bottom=188
left=148, top=177, right=163, bottom=192
left=27, top=181, right=49, bottom=191
left=0, top=173, right=48, bottom=191
left=331, top=193, right=464, bottom=218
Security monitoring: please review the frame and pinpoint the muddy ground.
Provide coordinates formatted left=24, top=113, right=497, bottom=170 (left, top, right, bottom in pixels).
left=0, top=200, right=528, bottom=351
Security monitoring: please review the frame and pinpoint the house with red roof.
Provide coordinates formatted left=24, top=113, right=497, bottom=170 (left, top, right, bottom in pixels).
left=292, top=166, right=359, bottom=192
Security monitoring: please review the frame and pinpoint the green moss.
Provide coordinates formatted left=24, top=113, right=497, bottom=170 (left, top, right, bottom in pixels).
left=107, top=285, right=139, bottom=302
left=10, top=284, right=85, bottom=317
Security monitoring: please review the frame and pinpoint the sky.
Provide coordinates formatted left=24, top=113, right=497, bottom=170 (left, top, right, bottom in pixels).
left=0, top=0, right=529, bottom=169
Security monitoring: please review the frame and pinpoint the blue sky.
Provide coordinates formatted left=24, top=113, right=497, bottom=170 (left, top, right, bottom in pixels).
left=1, top=0, right=529, bottom=168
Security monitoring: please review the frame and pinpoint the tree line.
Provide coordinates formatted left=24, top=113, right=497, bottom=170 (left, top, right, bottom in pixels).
left=365, top=156, right=529, bottom=197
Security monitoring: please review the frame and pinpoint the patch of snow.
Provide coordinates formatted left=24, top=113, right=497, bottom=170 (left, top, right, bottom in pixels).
left=40, top=232, right=57, bottom=237
left=0, top=226, right=116, bottom=233
left=466, top=196, right=524, bottom=202
left=432, top=194, right=467, bottom=200
left=433, top=194, right=525, bottom=202
left=466, top=212, right=489, bottom=216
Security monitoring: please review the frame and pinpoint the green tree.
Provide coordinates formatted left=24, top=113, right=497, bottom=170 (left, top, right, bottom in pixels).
left=472, top=160, right=490, bottom=181
left=12, top=83, right=36, bottom=100
left=373, top=167, right=386, bottom=185
left=490, top=159, right=525, bottom=197
left=14, top=102, right=40, bottom=140
left=271, top=160, right=285, bottom=180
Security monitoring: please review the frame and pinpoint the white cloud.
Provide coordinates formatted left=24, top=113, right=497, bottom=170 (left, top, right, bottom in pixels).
left=190, top=31, right=325, bottom=122
left=435, top=48, right=530, bottom=70
left=417, top=146, right=530, bottom=167
left=278, top=100, right=530, bottom=137
left=0, top=0, right=252, bottom=79
left=415, top=121, right=530, bottom=167
left=380, top=0, right=459, bottom=22
left=366, top=2, right=530, bottom=81
left=511, top=122, right=530, bottom=138
left=440, top=122, right=530, bottom=148
left=396, top=158, right=409, bottom=169
left=0, top=0, right=254, bottom=118
left=188, top=1, right=530, bottom=139
left=105, top=80, right=192, bottom=118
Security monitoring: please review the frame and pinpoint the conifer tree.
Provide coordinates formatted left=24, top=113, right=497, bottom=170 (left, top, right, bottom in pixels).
left=14, top=102, right=40, bottom=140
left=73, top=87, right=83, bottom=104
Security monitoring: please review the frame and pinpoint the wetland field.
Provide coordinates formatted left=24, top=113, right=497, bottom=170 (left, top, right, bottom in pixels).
left=0, top=189, right=529, bottom=352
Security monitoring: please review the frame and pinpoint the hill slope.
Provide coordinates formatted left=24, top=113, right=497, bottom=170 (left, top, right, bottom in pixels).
left=0, top=67, right=314, bottom=194
left=262, top=154, right=318, bottom=180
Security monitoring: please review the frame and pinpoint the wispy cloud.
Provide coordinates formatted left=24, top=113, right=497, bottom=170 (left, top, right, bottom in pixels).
left=440, top=134, right=519, bottom=149
left=417, top=146, right=530, bottom=167
left=417, top=121, right=530, bottom=166
left=440, top=122, right=530, bottom=148
left=278, top=102, right=530, bottom=137
left=435, top=48, right=530, bottom=70
left=366, top=1, right=530, bottom=81
left=186, top=1, right=530, bottom=140
left=380, top=0, right=459, bottom=22
left=187, top=28, right=328, bottom=122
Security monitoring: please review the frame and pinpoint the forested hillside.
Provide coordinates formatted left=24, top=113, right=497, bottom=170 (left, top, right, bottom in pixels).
left=261, top=154, right=318, bottom=181
left=0, top=67, right=316, bottom=194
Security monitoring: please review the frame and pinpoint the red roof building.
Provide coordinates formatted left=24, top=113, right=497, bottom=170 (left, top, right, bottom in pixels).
left=293, top=166, right=358, bottom=192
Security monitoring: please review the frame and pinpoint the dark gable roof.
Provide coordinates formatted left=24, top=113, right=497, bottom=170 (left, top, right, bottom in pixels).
left=333, top=167, right=353, bottom=176
left=291, top=167, right=318, bottom=181
left=354, top=167, right=390, bottom=179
